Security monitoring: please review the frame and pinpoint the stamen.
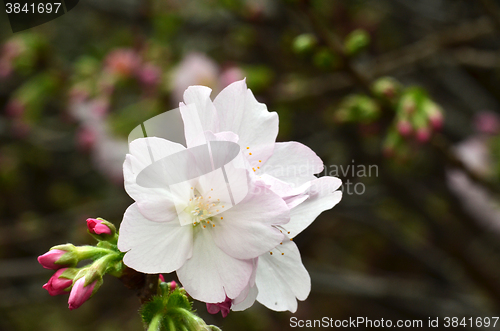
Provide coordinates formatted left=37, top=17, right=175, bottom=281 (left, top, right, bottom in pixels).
left=249, top=153, right=252, bottom=155
left=270, top=252, right=273, bottom=255
left=246, top=147, right=249, bottom=149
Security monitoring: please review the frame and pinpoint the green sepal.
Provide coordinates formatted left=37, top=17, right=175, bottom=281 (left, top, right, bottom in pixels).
left=59, top=267, right=80, bottom=280
left=50, top=244, right=78, bottom=267
left=141, top=287, right=217, bottom=331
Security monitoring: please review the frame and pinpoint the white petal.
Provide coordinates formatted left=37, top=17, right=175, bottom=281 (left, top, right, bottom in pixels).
left=213, top=80, right=278, bottom=165
left=124, top=155, right=180, bottom=223
left=128, top=137, right=186, bottom=174
left=232, top=284, right=258, bottom=311
left=286, top=177, right=342, bottom=238
left=259, top=142, right=324, bottom=187
left=212, top=184, right=288, bottom=259
left=176, top=227, right=253, bottom=303
left=255, top=241, right=310, bottom=313
left=181, top=86, right=219, bottom=147
left=118, top=204, right=193, bottom=273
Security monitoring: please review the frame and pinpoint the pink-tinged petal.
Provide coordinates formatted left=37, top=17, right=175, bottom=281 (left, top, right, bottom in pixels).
left=206, top=296, right=232, bottom=318
left=231, top=284, right=258, bottom=312
left=38, top=249, right=66, bottom=270
left=118, top=204, right=193, bottom=273
left=284, top=177, right=342, bottom=238
left=212, top=184, right=288, bottom=260
left=176, top=227, right=253, bottom=303
left=68, top=278, right=95, bottom=310
left=181, top=86, right=219, bottom=148
left=213, top=80, right=278, bottom=165
left=42, top=268, right=73, bottom=296
left=232, top=258, right=258, bottom=311
left=259, top=142, right=324, bottom=187
left=256, top=240, right=310, bottom=313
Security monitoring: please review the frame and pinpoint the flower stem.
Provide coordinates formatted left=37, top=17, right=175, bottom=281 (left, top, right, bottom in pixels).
left=147, top=314, right=162, bottom=331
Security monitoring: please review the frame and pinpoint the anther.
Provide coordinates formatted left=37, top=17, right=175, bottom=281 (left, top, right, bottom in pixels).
left=270, top=252, right=273, bottom=255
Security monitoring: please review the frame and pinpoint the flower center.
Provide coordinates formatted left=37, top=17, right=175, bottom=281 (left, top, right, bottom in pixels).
left=186, top=189, right=225, bottom=228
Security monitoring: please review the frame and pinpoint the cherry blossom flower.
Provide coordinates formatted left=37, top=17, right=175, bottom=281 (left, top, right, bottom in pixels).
left=118, top=79, right=342, bottom=309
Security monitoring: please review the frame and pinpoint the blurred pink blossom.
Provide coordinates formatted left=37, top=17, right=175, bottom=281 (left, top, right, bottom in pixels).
left=104, top=49, right=141, bottom=78
left=474, top=111, right=500, bottom=135
left=171, top=53, right=219, bottom=103
left=220, top=66, right=245, bottom=88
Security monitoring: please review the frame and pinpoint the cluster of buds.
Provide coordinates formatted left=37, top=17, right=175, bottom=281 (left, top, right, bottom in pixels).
left=334, top=94, right=381, bottom=124
left=38, top=218, right=123, bottom=310
left=383, top=87, right=444, bottom=158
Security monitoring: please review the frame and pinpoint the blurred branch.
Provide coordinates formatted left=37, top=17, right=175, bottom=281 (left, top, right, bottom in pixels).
left=301, top=6, right=500, bottom=197
left=278, top=17, right=496, bottom=101
left=367, top=16, right=496, bottom=78
left=309, top=266, right=488, bottom=317
left=477, top=0, right=500, bottom=31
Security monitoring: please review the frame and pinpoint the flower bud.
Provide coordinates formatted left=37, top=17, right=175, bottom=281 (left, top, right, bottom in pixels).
left=159, top=274, right=165, bottom=282
left=396, top=119, right=413, bottom=137
left=87, top=218, right=115, bottom=236
left=38, top=246, right=77, bottom=269
left=416, top=127, right=431, bottom=143
left=206, top=296, right=232, bottom=318
left=344, top=29, right=370, bottom=56
left=371, top=77, right=402, bottom=101
left=42, top=268, right=73, bottom=296
left=68, top=277, right=100, bottom=310
left=293, top=34, right=317, bottom=54
left=422, top=100, right=444, bottom=130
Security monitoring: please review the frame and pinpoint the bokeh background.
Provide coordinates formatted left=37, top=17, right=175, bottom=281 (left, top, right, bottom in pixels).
left=1, top=0, right=500, bottom=330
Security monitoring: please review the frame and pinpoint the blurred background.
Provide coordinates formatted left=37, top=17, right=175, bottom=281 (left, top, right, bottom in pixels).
left=1, top=0, right=500, bottom=330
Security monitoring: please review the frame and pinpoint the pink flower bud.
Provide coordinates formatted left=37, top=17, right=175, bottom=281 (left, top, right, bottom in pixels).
left=169, top=280, right=177, bottom=291
left=429, top=111, right=443, bottom=130
left=396, top=119, right=412, bottom=137
left=43, top=268, right=73, bottom=296
left=416, top=127, right=431, bottom=143
left=86, top=218, right=112, bottom=235
left=206, top=296, right=232, bottom=318
left=38, top=249, right=67, bottom=270
left=159, top=274, right=165, bottom=282
left=68, top=277, right=96, bottom=310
